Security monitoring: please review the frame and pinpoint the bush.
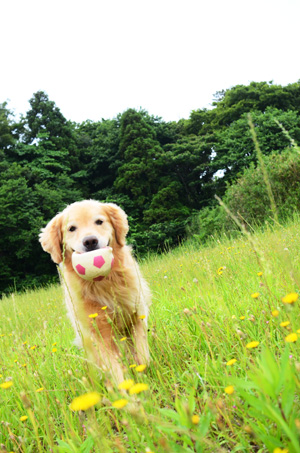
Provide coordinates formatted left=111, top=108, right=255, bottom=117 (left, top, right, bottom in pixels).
left=191, top=148, right=300, bottom=242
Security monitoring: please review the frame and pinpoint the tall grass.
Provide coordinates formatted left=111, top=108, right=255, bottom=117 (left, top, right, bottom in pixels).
left=1, top=218, right=300, bottom=452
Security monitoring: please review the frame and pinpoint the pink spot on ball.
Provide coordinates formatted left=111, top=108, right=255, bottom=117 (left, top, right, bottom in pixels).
left=94, top=256, right=105, bottom=269
left=111, top=257, right=114, bottom=268
left=93, top=276, right=105, bottom=282
left=76, top=264, right=86, bottom=275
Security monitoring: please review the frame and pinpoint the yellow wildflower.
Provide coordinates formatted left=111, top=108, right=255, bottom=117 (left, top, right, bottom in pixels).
left=257, top=272, right=263, bottom=276
left=272, top=310, right=279, bottom=317
left=101, top=306, right=107, bottom=310
left=139, top=315, right=146, bottom=320
left=297, top=329, right=300, bottom=334
left=52, top=342, right=57, bottom=346
left=246, top=341, right=260, bottom=349
left=129, top=364, right=136, bottom=368
left=135, top=364, right=147, bottom=372
left=285, top=333, right=298, bottom=343
left=36, top=387, right=44, bottom=392
left=0, top=381, right=13, bottom=389
left=239, top=316, right=245, bottom=320
left=282, top=292, right=298, bottom=304
left=20, top=415, right=28, bottom=421
left=251, top=293, right=259, bottom=299
left=118, top=379, right=134, bottom=391
left=69, top=392, right=100, bottom=411
left=191, top=414, right=200, bottom=424
left=30, top=346, right=36, bottom=350
left=52, top=348, right=57, bottom=353
left=120, top=337, right=127, bottom=342
left=225, top=385, right=234, bottom=395
left=280, top=321, right=290, bottom=327
left=89, top=313, right=98, bottom=318
left=112, top=399, right=128, bottom=409
left=226, top=359, right=237, bottom=366
left=129, top=383, right=149, bottom=395
left=273, top=448, right=289, bottom=453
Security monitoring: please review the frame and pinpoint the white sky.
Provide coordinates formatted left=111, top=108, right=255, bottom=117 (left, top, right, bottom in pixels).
left=1, top=0, right=300, bottom=123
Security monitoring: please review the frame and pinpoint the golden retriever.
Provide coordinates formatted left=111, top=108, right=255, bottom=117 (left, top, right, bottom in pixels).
left=39, top=200, right=151, bottom=384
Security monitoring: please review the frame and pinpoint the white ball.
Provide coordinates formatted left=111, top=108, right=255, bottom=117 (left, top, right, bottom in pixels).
left=72, top=247, right=114, bottom=281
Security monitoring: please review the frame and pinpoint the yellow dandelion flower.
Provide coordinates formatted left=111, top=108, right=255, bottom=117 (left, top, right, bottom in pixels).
left=20, top=415, right=28, bottom=421
left=101, top=306, right=107, bottom=310
left=22, top=341, right=27, bottom=345
left=246, top=341, right=260, bottom=349
left=285, top=333, right=298, bottom=343
left=120, top=337, right=127, bottom=342
left=22, top=363, right=27, bottom=367
left=112, top=399, right=128, bottom=409
left=69, top=392, right=100, bottom=411
left=297, top=329, right=300, bottom=334
left=52, top=348, right=57, bottom=353
left=251, top=293, right=259, bottom=299
left=36, top=387, right=44, bottom=392
left=0, top=375, right=2, bottom=378
left=239, top=316, right=245, bottom=320
left=273, top=448, right=289, bottom=453
left=30, top=346, right=36, bottom=350
left=89, top=313, right=98, bottom=318
left=52, top=342, right=57, bottom=346
left=139, top=315, right=146, bottom=320
left=257, top=272, right=263, bottom=276
left=272, top=310, right=279, bottom=317
left=280, top=321, right=290, bottom=327
left=0, top=381, right=13, bottom=389
left=14, top=359, right=18, bottom=363
left=226, top=359, right=237, bottom=366
left=191, top=414, right=200, bottom=424
left=129, top=383, right=149, bottom=395
left=135, top=364, right=147, bottom=372
left=118, top=379, right=134, bottom=391
left=129, top=364, right=136, bottom=368
left=282, top=292, right=298, bottom=304
left=225, top=385, right=234, bottom=395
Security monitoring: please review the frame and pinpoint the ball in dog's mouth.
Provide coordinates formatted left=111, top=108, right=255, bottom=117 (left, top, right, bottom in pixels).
left=71, top=247, right=114, bottom=281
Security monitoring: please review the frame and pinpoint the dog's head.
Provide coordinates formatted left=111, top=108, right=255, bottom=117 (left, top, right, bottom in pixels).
left=39, top=200, right=129, bottom=264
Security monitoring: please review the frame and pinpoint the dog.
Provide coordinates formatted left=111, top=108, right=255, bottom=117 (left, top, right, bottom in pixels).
left=39, top=200, right=151, bottom=384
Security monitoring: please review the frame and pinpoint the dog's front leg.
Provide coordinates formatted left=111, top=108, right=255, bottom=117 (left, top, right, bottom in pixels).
left=84, top=308, right=124, bottom=384
left=132, top=319, right=150, bottom=365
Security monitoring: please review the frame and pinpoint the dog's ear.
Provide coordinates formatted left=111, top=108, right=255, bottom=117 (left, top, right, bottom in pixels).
left=39, top=213, right=64, bottom=264
left=104, top=203, right=129, bottom=247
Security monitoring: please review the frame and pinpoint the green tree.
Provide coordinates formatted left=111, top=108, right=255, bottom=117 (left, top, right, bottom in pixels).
left=114, top=109, right=164, bottom=210
left=212, top=108, right=300, bottom=186
left=0, top=102, right=15, bottom=155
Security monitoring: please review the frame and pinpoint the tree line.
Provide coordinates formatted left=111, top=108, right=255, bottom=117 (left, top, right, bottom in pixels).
left=1, top=81, right=300, bottom=294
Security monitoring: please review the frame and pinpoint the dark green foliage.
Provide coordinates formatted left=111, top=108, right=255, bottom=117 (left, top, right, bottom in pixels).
left=114, top=109, right=164, bottom=209
left=1, top=81, right=300, bottom=293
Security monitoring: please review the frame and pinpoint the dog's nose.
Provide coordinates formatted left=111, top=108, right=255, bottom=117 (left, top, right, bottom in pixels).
left=83, top=236, right=99, bottom=251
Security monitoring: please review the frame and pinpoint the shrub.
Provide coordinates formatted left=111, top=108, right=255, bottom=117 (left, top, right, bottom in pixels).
left=191, top=148, right=300, bottom=241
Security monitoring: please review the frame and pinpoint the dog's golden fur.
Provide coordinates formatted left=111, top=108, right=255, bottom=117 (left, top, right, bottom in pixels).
left=39, top=200, right=151, bottom=383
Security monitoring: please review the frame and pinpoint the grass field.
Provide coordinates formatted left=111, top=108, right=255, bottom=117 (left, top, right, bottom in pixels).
left=1, top=220, right=300, bottom=452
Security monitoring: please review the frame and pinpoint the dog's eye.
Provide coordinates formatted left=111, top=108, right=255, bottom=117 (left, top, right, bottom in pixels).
left=95, top=219, right=103, bottom=226
left=69, top=226, right=77, bottom=232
